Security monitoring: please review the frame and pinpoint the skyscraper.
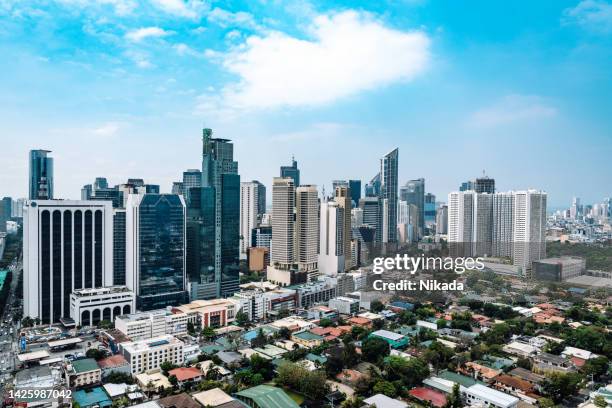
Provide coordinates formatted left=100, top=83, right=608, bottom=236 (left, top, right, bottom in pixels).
left=280, top=157, right=300, bottom=187
left=424, top=193, right=436, bottom=228
left=295, top=185, right=319, bottom=279
left=29, top=149, right=54, bottom=200
left=172, top=182, right=184, bottom=195
left=269, top=177, right=295, bottom=270
left=240, top=181, right=265, bottom=256
left=400, top=178, right=424, bottom=238
left=113, top=208, right=127, bottom=286
left=359, top=197, right=379, bottom=229
left=189, top=128, right=240, bottom=299
left=81, top=184, right=93, bottom=200
left=379, top=148, right=399, bottom=245
left=24, top=200, right=114, bottom=324
left=318, top=200, right=344, bottom=276
left=364, top=173, right=380, bottom=197
left=335, top=186, right=352, bottom=271
left=448, top=190, right=547, bottom=275
left=183, top=169, right=202, bottom=193
left=513, top=191, right=547, bottom=277
left=474, top=176, right=495, bottom=194
left=436, top=205, right=448, bottom=235
left=126, top=193, right=187, bottom=310
left=0, top=197, right=12, bottom=233
left=349, top=180, right=361, bottom=207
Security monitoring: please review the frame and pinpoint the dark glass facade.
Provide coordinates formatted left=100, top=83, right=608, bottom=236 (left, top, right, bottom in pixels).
left=280, top=158, right=300, bottom=187
left=137, top=194, right=187, bottom=310
left=29, top=150, right=54, bottom=199
left=220, top=173, right=240, bottom=296
left=113, top=210, right=126, bottom=285
left=37, top=206, right=103, bottom=324
left=349, top=180, right=361, bottom=208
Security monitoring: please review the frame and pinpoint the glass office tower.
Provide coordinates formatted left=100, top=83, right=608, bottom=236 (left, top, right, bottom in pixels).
left=29, top=149, right=54, bottom=199
left=189, top=128, right=240, bottom=299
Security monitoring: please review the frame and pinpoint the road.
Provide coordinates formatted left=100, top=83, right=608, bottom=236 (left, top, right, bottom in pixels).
left=0, top=255, right=22, bottom=395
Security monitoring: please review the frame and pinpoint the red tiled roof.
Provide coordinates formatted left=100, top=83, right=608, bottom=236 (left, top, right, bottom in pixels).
left=494, top=374, right=534, bottom=392
left=570, top=356, right=586, bottom=367
left=409, top=387, right=447, bottom=407
left=169, top=367, right=202, bottom=382
left=97, top=354, right=128, bottom=369
left=347, top=317, right=371, bottom=325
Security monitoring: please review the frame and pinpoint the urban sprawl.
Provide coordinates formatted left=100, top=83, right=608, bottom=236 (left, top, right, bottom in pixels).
left=0, top=129, right=610, bottom=408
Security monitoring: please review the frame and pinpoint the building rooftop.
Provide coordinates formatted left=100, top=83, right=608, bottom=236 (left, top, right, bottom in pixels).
left=466, top=384, right=519, bottom=408
left=168, top=367, right=202, bottom=382
left=371, top=329, right=405, bottom=341
left=122, top=335, right=183, bottom=353
left=71, top=358, right=100, bottom=374
left=73, top=387, right=112, bottom=408
left=236, top=385, right=300, bottom=408
left=292, top=330, right=324, bottom=341
left=158, top=393, right=200, bottom=408
left=363, top=394, right=408, bottom=408
left=97, top=354, right=129, bottom=369
left=192, top=388, right=235, bottom=407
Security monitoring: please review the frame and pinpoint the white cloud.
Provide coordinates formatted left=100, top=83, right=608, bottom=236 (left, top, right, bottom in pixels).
left=125, top=26, right=173, bottom=42
left=563, top=0, right=612, bottom=33
left=150, top=0, right=207, bottom=19
left=468, top=95, right=557, bottom=128
left=92, top=122, right=121, bottom=137
left=208, top=7, right=259, bottom=29
left=199, top=10, right=430, bottom=115
left=173, top=43, right=202, bottom=57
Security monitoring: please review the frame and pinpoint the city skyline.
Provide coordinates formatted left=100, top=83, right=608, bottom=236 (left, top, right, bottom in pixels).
left=1, top=1, right=612, bottom=206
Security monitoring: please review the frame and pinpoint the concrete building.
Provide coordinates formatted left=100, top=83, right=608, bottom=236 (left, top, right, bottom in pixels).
left=66, top=358, right=102, bottom=388
left=328, top=296, right=359, bottom=315
left=121, top=335, right=184, bottom=374
left=240, top=181, right=265, bottom=256
left=172, top=298, right=240, bottom=328
left=115, top=309, right=191, bottom=341
left=335, top=186, right=352, bottom=271
left=23, top=200, right=114, bottom=324
left=295, top=185, right=319, bottom=279
left=248, top=247, right=269, bottom=272
left=29, top=149, right=54, bottom=200
left=318, top=200, right=344, bottom=276
left=70, top=286, right=135, bottom=326
left=533, top=257, right=586, bottom=281
left=463, top=384, right=519, bottom=408
left=379, top=149, right=399, bottom=245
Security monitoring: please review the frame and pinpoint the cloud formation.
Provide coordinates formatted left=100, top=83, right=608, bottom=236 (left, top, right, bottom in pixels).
left=468, top=95, right=557, bottom=128
left=125, top=26, right=173, bottom=42
left=563, top=0, right=612, bottom=33
left=199, top=10, right=430, bottom=115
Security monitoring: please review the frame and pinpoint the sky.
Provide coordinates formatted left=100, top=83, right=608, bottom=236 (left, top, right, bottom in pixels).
left=0, top=0, right=611, bottom=208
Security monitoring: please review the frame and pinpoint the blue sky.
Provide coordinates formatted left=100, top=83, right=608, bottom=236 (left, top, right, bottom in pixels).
left=0, top=0, right=611, bottom=207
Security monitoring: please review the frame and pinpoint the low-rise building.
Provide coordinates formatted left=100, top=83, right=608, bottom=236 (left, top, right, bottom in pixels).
left=70, top=286, right=136, bottom=326
left=66, top=358, right=102, bottom=388
left=369, top=330, right=409, bottom=349
left=115, top=309, right=191, bottom=341
left=463, top=384, right=519, bottom=408
left=328, top=296, right=360, bottom=315
left=291, top=330, right=324, bottom=348
left=98, top=354, right=131, bottom=378
left=172, top=298, right=240, bottom=328
left=121, top=335, right=184, bottom=374
left=235, top=385, right=300, bottom=408
left=168, top=367, right=203, bottom=387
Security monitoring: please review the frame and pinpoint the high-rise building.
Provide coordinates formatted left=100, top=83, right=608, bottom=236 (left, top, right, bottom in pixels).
left=436, top=205, right=448, bottom=235
left=424, top=193, right=436, bottom=228
left=474, top=177, right=495, bottom=194
left=0, top=197, right=12, bottom=233
left=81, top=184, right=93, bottom=200
left=240, top=181, right=265, bottom=256
left=188, top=129, right=240, bottom=299
left=172, top=182, right=184, bottom=195
left=379, top=149, right=399, bottom=245
left=400, top=178, right=424, bottom=238
left=29, top=150, right=54, bottom=200
left=269, top=177, right=295, bottom=270
left=11, top=198, right=25, bottom=218
left=251, top=226, right=272, bottom=249
left=335, top=186, right=352, bottom=271
left=513, top=191, right=547, bottom=277
left=23, top=200, right=114, bottom=324
left=295, top=185, right=319, bottom=278
left=349, top=180, right=361, bottom=208
left=448, top=190, right=546, bottom=275
left=94, top=177, right=108, bottom=190
left=318, top=200, right=344, bottom=276
left=332, top=180, right=348, bottom=193
left=364, top=173, right=380, bottom=197
left=280, top=157, right=300, bottom=187
left=183, top=169, right=202, bottom=201
left=113, top=209, right=127, bottom=286
left=126, top=193, right=187, bottom=310
left=359, top=197, right=379, bottom=229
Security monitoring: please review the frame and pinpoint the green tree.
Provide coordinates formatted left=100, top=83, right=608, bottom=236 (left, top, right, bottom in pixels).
left=361, top=337, right=390, bottom=364
left=372, top=380, right=396, bottom=397
left=201, top=326, right=216, bottom=341
left=594, top=395, right=607, bottom=408
left=542, top=372, right=583, bottom=403
left=168, top=374, right=178, bottom=388
left=235, top=310, right=249, bottom=326
left=383, top=355, right=429, bottom=388
left=85, top=348, right=106, bottom=360
left=160, top=360, right=177, bottom=376
left=251, top=328, right=268, bottom=348
left=446, top=383, right=461, bottom=408
left=582, top=356, right=610, bottom=379
left=370, top=300, right=384, bottom=313
left=543, top=341, right=565, bottom=355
